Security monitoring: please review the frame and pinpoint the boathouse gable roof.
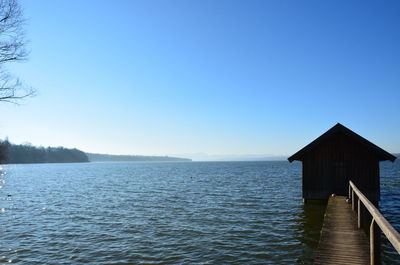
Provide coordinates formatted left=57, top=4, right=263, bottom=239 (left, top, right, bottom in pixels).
left=287, top=123, right=396, bottom=163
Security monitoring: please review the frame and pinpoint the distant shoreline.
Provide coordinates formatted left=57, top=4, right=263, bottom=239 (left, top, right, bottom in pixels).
left=86, top=152, right=192, bottom=162
left=1, top=139, right=398, bottom=164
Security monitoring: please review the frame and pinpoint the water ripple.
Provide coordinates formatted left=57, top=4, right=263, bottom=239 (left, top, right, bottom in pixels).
left=0, top=161, right=398, bottom=264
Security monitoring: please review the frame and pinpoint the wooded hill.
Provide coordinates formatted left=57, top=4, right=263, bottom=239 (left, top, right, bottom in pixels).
left=0, top=140, right=191, bottom=164
left=0, top=140, right=89, bottom=164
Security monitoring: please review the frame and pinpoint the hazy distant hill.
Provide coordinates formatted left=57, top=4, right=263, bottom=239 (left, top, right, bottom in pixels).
left=86, top=153, right=192, bottom=162
left=168, top=153, right=288, bottom=161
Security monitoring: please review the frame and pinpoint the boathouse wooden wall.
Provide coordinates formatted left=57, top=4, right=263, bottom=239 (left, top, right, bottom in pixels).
left=289, top=123, right=396, bottom=203
left=301, top=133, right=380, bottom=202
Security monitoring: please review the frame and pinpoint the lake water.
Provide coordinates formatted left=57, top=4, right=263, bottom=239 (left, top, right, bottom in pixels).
left=0, top=161, right=399, bottom=264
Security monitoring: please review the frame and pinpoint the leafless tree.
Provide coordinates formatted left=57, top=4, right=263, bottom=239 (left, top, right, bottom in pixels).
left=0, top=0, right=34, bottom=103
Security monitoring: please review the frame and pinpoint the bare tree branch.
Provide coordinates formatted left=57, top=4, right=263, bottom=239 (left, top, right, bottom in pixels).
left=0, top=0, right=34, bottom=103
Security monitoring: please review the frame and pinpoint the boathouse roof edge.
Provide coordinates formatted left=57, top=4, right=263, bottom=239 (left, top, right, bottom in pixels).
left=288, top=123, right=396, bottom=163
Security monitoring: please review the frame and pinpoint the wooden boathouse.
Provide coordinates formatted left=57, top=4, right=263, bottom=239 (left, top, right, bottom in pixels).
left=288, top=123, right=396, bottom=203
left=288, top=123, right=400, bottom=264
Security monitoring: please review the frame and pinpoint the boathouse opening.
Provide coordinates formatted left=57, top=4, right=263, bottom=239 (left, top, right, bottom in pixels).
left=288, top=123, right=396, bottom=203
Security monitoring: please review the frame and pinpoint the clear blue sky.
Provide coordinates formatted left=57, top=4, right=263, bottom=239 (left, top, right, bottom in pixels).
left=0, top=0, right=399, bottom=156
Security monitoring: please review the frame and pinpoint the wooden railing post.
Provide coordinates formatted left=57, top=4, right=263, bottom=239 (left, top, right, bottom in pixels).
left=352, top=189, right=355, bottom=211
left=348, top=185, right=351, bottom=201
left=358, top=198, right=361, bottom=229
left=370, top=219, right=381, bottom=265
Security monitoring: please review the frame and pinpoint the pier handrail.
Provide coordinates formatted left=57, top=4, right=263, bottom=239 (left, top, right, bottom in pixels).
left=349, top=180, right=400, bottom=264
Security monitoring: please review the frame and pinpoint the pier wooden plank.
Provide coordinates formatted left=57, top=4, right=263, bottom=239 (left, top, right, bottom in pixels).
left=314, top=196, right=370, bottom=265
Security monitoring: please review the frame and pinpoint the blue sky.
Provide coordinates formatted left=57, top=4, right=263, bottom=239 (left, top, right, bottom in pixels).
left=0, top=0, right=399, bottom=157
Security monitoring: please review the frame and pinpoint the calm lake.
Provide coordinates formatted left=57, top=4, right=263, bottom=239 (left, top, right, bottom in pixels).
left=1, top=161, right=399, bottom=264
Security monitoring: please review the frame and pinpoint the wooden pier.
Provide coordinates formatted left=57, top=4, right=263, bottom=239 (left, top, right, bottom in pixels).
left=287, top=124, right=399, bottom=264
left=314, top=181, right=400, bottom=265
left=314, top=195, right=370, bottom=264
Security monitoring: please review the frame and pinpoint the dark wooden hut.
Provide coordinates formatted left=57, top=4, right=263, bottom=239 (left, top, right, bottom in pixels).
left=288, top=123, right=396, bottom=203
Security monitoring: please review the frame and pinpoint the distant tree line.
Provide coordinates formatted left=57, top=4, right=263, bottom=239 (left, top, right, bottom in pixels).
left=0, top=140, right=89, bottom=164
